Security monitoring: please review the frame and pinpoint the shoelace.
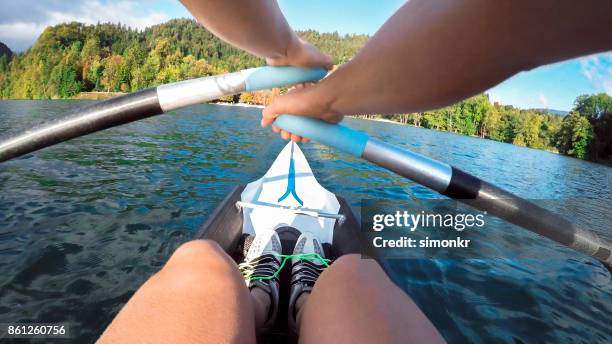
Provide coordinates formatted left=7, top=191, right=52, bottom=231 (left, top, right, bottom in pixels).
left=291, top=260, right=326, bottom=287
left=239, top=253, right=330, bottom=282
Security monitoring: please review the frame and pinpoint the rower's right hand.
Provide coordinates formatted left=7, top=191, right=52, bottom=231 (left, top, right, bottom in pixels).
left=262, top=82, right=344, bottom=143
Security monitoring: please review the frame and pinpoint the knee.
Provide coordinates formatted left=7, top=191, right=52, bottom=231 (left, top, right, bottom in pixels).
left=164, top=240, right=238, bottom=277
left=131, top=241, right=250, bottom=315
left=320, top=254, right=383, bottom=285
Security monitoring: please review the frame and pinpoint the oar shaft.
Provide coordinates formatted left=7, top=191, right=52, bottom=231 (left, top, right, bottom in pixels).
left=362, top=139, right=452, bottom=192
left=274, top=115, right=612, bottom=267
left=0, top=66, right=327, bottom=162
left=0, top=88, right=162, bottom=162
left=369, top=141, right=611, bottom=265
left=450, top=174, right=611, bottom=265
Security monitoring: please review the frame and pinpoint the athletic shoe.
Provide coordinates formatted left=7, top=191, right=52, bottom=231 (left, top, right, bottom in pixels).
left=288, top=232, right=328, bottom=332
left=238, top=230, right=282, bottom=331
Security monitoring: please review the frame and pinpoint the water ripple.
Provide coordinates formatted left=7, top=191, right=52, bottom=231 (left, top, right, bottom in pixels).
left=0, top=101, right=610, bottom=342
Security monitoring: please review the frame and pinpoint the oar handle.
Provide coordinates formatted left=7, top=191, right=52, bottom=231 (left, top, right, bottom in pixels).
left=242, top=66, right=327, bottom=91
left=275, top=115, right=369, bottom=157
left=274, top=115, right=453, bottom=192
left=274, top=115, right=612, bottom=267
left=157, top=66, right=327, bottom=112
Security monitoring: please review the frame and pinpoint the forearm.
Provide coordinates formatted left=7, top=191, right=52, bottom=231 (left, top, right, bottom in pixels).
left=321, top=0, right=612, bottom=116
left=179, top=0, right=297, bottom=59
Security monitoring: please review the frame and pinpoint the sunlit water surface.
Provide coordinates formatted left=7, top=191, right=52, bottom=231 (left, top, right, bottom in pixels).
left=0, top=101, right=610, bottom=343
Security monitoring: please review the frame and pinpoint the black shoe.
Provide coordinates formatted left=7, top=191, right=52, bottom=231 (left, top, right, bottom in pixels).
left=239, top=230, right=282, bottom=332
left=288, top=232, right=328, bottom=332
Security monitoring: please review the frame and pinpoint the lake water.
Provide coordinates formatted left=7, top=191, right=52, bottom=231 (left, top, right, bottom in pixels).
left=0, top=100, right=610, bottom=343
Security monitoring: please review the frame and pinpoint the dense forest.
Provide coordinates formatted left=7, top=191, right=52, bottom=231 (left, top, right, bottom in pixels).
left=355, top=93, right=611, bottom=163
left=0, top=19, right=366, bottom=98
left=0, top=20, right=610, bottom=163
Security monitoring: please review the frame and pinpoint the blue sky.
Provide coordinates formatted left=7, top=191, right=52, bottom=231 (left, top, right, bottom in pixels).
left=0, top=0, right=610, bottom=111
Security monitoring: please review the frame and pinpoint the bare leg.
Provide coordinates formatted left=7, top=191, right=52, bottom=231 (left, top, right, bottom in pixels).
left=98, top=240, right=257, bottom=344
left=297, top=254, right=446, bottom=344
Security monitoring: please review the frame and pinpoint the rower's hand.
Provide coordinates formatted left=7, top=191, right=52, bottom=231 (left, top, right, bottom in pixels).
left=262, top=36, right=339, bottom=142
left=266, top=37, right=333, bottom=70
left=262, top=83, right=344, bottom=143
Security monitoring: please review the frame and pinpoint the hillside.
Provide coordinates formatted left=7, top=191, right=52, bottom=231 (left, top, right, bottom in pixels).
left=0, top=19, right=367, bottom=99
left=0, top=41, right=11, bottom=58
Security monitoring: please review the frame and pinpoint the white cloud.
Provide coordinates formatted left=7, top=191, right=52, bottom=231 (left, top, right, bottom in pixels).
left=0, top=1, right=170, bottom=52
left=538, top=93, right=549, bottom=107
left=47, top=1, right=169, bottom=30
left=579, top=52, right=612, bottom=96
left=0, top=22, right=47, bottom=52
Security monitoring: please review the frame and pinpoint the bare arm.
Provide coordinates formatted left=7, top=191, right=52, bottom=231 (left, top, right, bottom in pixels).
left=179, top=0, right=332, bottom=68
left=262, top=0, right=612, bottom=140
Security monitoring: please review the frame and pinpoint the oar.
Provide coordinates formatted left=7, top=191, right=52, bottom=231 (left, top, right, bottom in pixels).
left=274, top=115, right=612, bottom=269
left=0, top=66, right=326, bottom=162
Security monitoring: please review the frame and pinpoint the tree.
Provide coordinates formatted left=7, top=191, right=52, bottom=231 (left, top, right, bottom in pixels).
left=410, top=113, right=423, bottom=127
left=481, top=106, right=501, bottom=139
left=0, top=54, right=8, bottom=73
left=49, top=62, right=81, bottom=98
left=459, top=94, right=491, bottom=137
left=423, top=111, right=446, bottom=130
left=572, top=93, right=612, bottom=162
left=556, top=112, right=593, bottom=159
left=573, top=93, right=612, bottom=120
left=539, top=114, right=562, bottom=148
left=239, top=92, right=255, bottom=104
left=100, top=55, right=125, bottom=92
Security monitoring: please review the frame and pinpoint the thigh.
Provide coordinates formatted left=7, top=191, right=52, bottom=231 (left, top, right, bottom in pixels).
left=98, top=240, right=256, bottom=344
left=299, top=255, right=445, bottom=344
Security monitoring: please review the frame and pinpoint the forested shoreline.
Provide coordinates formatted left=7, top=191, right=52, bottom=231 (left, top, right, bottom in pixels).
left=353, top=93, right=611, bottom=163
left=0, top=20, right=610, bottom=164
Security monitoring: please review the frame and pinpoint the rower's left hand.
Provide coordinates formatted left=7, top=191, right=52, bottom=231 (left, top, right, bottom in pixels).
left=266, top=37, right=333, bottom=70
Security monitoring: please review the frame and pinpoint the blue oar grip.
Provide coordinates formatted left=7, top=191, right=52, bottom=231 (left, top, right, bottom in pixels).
left=274, top=115, right=369, bottom=157
left=243, top=66, right=327, bottom=91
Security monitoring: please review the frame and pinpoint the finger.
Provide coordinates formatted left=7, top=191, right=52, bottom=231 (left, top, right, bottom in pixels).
left=302, top=137, right=311, bottom=143
left=272, top=125, right=280, bottom=133
left=323, top=54, right=334, bottom=70
left=290, top=133, right=302, bottom=142
left=288, top=82, right=308, bottom=92
left=263, top=87, right=312, bottom=122
left=261, top=112, right=276, bottom=127
left=261, top=95, right=290, bottom=127
left=280, top=130, right=291, bottom=140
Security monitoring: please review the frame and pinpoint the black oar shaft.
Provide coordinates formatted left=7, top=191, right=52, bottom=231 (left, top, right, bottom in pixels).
left=446, top=167, right=611, bottom=264
left=0, top=67, right=327, bottom=163
left=368, top=139, right=612, bottom=266
left=0, top=88, right=161, bottom=162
